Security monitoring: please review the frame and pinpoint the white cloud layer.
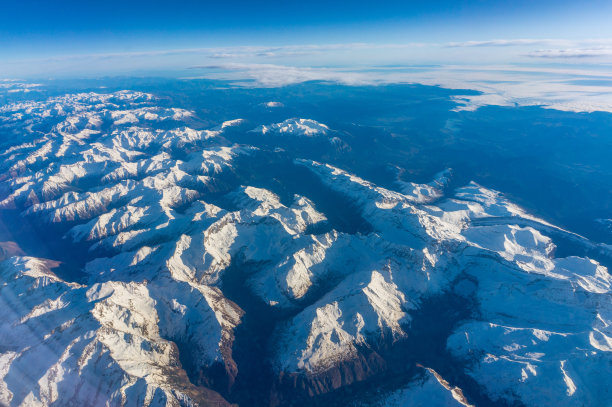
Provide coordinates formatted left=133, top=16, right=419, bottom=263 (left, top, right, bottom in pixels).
left=446, top=39, right=564, bottom=47
left=527, top=48, right=612, bottom=58
left=4, top=39, right=612, bottom=79
left=446, top=38, right=612, bottom=49
left=188, top=63, right=612, bottom=114
left=3, top=38, right=612, bottom=115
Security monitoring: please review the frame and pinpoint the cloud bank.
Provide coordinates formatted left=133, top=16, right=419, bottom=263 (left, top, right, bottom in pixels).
left=4, top=38, right=612, bottom=78
left=527, top=48, right=612, bottom=58
left=187, top=63, right=612, bottom=114
left=3, top=37, right=612, bottom=115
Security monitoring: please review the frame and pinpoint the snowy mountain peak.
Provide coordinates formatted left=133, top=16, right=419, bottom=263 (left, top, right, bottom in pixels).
left=251, top=118, right=330, bottom=136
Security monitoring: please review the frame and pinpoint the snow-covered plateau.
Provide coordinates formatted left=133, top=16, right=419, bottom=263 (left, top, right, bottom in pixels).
left=0, top=90, right=610, bottom=406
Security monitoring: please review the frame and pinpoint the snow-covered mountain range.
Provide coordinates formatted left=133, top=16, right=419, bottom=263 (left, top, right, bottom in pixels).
left=0, top=90, right=610, bottom=406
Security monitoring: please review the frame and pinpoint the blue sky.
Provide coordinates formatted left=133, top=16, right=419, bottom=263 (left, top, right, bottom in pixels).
left=1, top=0, right=612, bottom=77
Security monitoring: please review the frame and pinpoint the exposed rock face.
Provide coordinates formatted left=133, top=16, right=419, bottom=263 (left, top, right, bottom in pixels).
left=0, top=90, right=611, bottom=406
left=276, top=350, right=387, bottom=399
